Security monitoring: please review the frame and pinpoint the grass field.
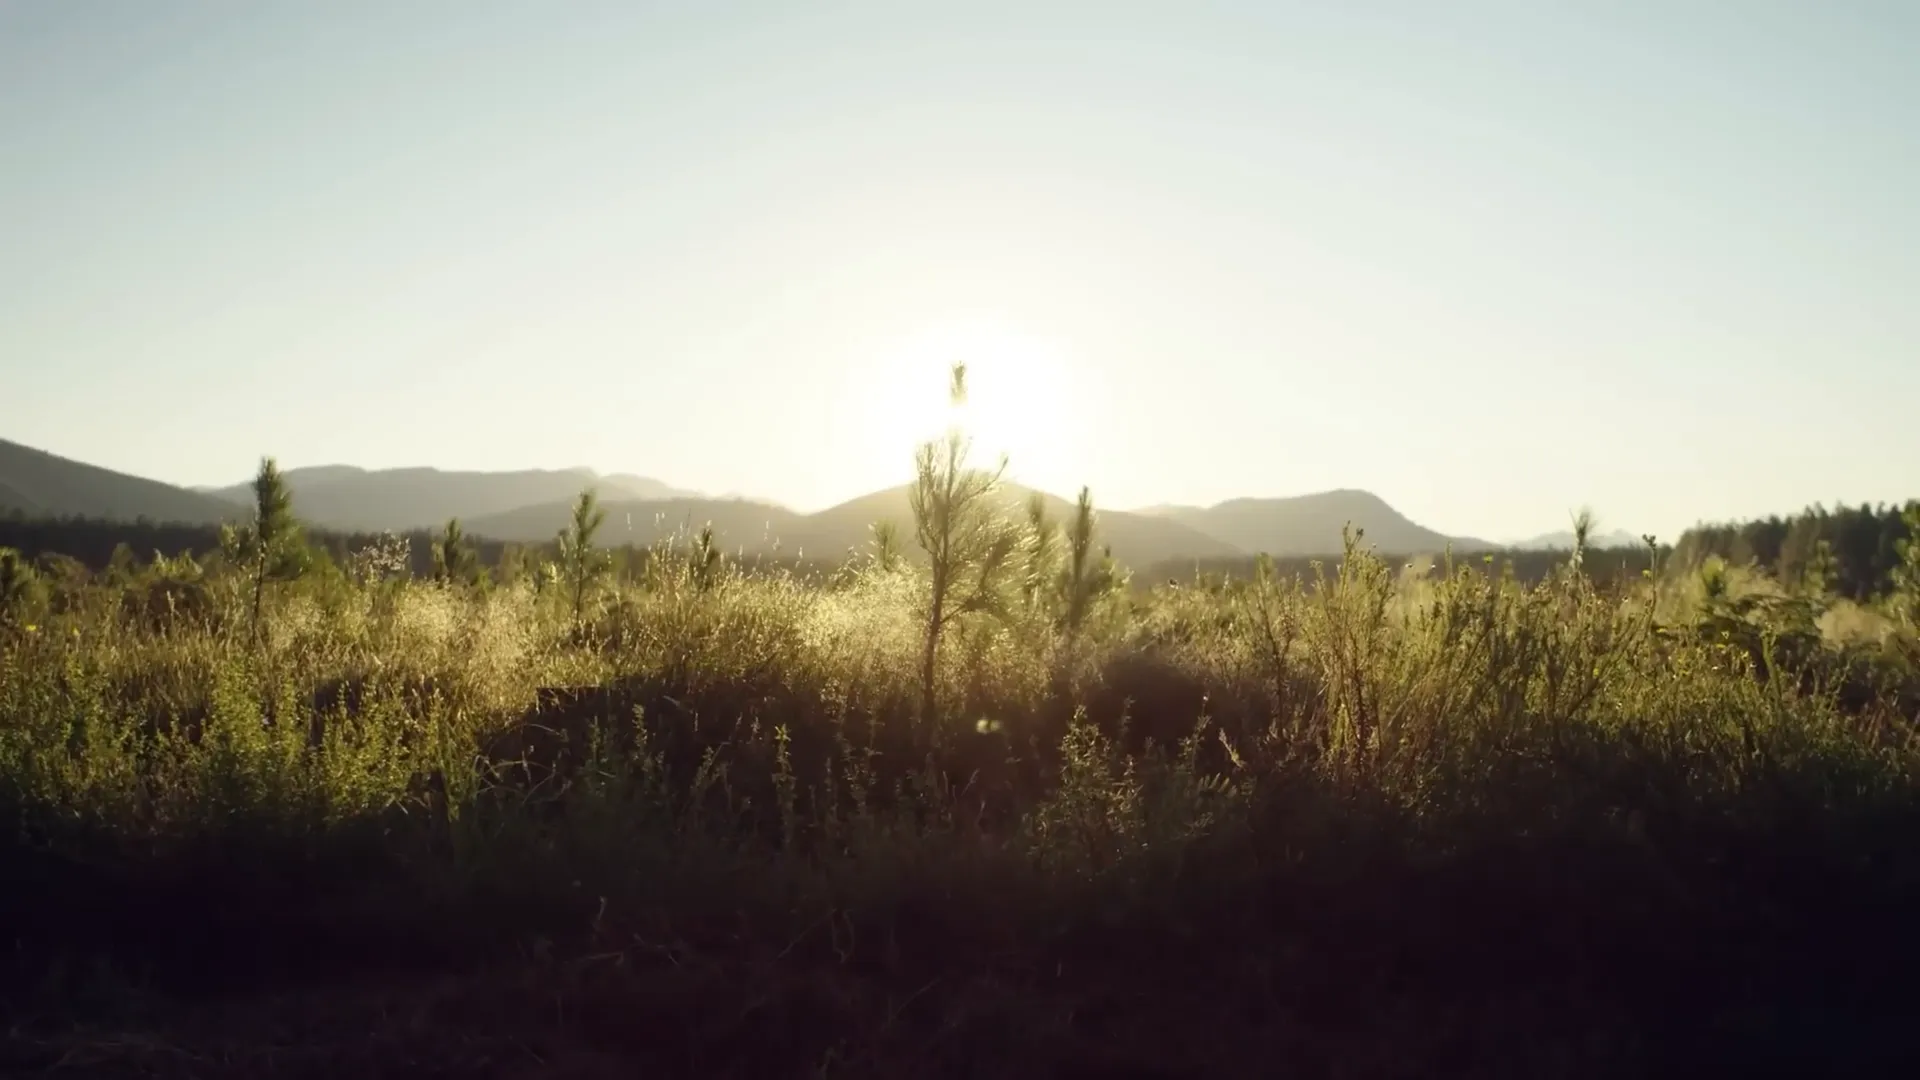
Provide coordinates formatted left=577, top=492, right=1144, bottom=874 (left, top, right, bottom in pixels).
left=4, top=516, right=1920, bottom=1077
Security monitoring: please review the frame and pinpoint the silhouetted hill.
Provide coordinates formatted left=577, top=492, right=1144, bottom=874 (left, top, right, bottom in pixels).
left=461, top=482, right=1242, bottom=568
left=9, top=442, right=1505, bottom=564
left=0, top=480, right=35, bottom=514
left=206, top=466, right=703, bottom=534
left=1137, top=489, right=1495, bottom=557
left=795, top=483, right=1243, bottom=567
left=602, top=473, right=703, bottom=502
left=0, top=439, right=242, bottom=525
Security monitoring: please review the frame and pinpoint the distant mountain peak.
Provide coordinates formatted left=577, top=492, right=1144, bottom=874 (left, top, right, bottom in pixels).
left=1131, top=488, right=1494, bottom=557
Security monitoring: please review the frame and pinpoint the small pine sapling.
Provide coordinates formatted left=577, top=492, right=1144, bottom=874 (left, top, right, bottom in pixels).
left=556, top=488, right=610, bottom=624
left=909, top=362, right=1018, bottom=721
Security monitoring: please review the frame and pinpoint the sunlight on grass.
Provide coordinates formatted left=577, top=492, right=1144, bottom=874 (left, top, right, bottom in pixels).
left=3, top=463, right=1918, bottom=1076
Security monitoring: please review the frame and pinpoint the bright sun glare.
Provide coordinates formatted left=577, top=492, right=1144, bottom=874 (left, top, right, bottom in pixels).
left=858, top=320, right=1085, bottom=494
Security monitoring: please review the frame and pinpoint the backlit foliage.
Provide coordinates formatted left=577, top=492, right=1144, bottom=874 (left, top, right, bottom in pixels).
left=5, top=434, right=1919, bottom=1075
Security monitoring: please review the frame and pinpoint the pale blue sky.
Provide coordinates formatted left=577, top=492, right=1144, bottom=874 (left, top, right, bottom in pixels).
left=3, top=1, right=1916, bottom=542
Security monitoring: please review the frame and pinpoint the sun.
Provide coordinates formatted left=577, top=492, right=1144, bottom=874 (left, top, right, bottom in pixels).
left=854, top=318, right=1085, bottom=494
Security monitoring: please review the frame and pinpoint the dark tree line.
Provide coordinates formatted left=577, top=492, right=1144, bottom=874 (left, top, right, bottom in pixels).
left=17, top=500, right=1916, bottom=602
left=0, top=512, right=850, bottom=585
left=0, top=513, right=469, bottom=580
left=1146, top=544, right=1663, bottom=593
left=1673, top=500, right=1920, bottom=600
left=0, top=511, right=227, bottom=570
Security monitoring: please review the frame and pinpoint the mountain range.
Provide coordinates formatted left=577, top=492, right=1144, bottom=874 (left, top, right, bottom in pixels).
left=1136, top=491, right=1494, bottom=556
left=5, top=437, right=1538, bottom=563
left=455, top=483, right=1246, bottom=567
left=198, top=464, right=706, bottom=535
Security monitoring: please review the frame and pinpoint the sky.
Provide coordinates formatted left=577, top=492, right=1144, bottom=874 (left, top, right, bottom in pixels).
left=3, top=1, right=1917, bottom=543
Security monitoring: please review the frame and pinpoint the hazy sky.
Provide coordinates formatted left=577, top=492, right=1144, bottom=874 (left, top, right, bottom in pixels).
left=4, top=1, right=1916, bottom=542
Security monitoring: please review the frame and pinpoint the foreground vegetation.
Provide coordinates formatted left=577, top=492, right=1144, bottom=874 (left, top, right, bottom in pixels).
left=5, top=393, right=1920, bottom=1076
